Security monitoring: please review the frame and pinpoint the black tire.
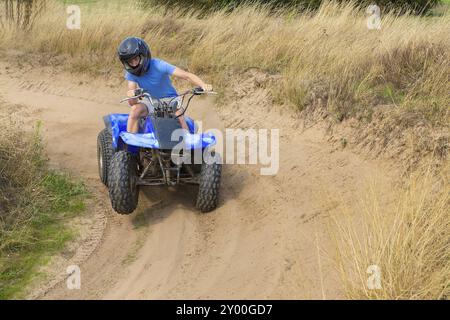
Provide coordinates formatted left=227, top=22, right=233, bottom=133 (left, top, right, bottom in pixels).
left=108, top=151, right=139, bottom=214
left=97, top=128, right=113, bottom=186
left=190, top=149, right=203, bottom=174
left=196, top=154, right=222, bottom=213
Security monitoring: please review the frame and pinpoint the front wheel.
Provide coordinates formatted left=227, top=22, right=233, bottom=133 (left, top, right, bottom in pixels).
left=196, top=154, right=222, bottom=213
left=108, top=151, right=139, bottom=214
left=97, top=128, right=113, bottom=186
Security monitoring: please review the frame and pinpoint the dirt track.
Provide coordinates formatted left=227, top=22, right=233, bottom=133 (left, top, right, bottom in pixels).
left=0, top=57, right=396, bottom=299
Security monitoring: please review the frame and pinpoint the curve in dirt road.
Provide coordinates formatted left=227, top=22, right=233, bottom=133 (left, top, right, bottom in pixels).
left=0, top=58, right=397, bottom=299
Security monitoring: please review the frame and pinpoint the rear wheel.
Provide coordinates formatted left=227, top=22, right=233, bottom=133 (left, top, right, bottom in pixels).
left=97, top=128, right=113, bottom=186
left=196, top=154, right=222, bottom=213
left=108, top=151, right=139, bottom=214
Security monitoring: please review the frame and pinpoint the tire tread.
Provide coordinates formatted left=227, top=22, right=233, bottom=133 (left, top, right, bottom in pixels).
left=108, top=151, right=139, bottom=214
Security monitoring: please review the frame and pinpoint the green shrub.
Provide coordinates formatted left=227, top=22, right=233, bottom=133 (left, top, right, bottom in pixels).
left=139, top=0, right=440, bottom=14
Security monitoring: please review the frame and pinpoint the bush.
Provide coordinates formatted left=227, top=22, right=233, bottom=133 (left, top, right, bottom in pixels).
left=362, top=0, right=441, bottom=14
left=140, top=0, right=440, bottom=14
left=140, top=0, right=322, bottom=11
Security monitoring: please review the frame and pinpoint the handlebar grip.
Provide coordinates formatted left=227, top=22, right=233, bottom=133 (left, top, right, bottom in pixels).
left=134, top=88, right=144, bottom=96
left=193, top=87, right=204, bottom=95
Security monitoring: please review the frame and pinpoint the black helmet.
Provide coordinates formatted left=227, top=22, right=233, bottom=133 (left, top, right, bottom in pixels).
left=117, top=37, right=151, bottom=76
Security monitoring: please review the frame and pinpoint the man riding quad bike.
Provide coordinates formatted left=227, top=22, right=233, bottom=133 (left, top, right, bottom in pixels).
left=96, top=37, right=221, bottom=214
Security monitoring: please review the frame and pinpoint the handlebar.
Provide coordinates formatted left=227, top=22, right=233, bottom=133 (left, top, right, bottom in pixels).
left=191, top=87, right=218, bottom=96
left=119, top=87, right=217, bottom=119
left=120, top=87, right=217, bottom=104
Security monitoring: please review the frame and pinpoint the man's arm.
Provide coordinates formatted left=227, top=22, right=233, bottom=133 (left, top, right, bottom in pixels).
left=127, top=81, right=139, bottom=106
left=172, top=68, right=212, bottom=92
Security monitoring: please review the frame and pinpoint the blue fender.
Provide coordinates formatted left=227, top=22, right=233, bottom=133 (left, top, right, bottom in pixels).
left=103, top=114, right=128, bottom=150
left=103, top=114, right=216, bottom=151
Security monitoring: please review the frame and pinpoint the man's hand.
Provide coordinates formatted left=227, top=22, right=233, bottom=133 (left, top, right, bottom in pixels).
left=127, top=81, right=140, bottom=106
left=127, top=89, right=139, bottom=97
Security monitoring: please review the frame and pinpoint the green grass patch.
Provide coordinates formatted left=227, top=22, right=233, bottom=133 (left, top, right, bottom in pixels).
left=0, top=171, right=87, bottom=299
left=0, top=115, right=88, bottom=299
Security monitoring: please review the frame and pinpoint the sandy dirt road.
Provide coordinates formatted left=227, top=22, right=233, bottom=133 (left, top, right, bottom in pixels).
left=0, top=56, right=396, bottom=299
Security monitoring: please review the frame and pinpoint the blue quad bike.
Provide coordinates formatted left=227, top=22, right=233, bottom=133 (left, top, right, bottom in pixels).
left=97, top=87, right=221, bottom=214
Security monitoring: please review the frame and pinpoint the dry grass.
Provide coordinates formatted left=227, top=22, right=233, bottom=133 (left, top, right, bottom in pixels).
left=0, top=104, right=87, bottom=299
left=0, top=104, right=43, bottom=214
left=0, top=1, right=448, bottom=125
left=330, top=163, right=449, bottom=299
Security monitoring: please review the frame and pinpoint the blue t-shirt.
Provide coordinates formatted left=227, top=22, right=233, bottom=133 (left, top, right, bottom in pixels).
left=124, top=58, right=178, bottom=99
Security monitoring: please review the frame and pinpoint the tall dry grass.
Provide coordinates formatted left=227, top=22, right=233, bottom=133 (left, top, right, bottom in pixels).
left=0, top=104, right=43, bottom=216
left=0, top=0, right=448, bottom=125
left=330, top=164, right=449, bottom=299
left=0, top=104, right=87, bottom=298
